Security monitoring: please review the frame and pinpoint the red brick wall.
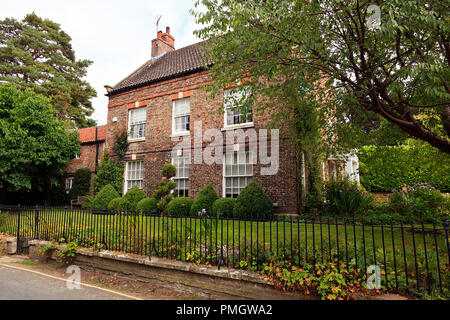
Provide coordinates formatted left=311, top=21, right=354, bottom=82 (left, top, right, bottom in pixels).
left=106, top=71, right=299, bottom=213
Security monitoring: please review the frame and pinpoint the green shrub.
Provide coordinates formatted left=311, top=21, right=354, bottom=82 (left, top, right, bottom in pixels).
left=69, top=168, right=91, bottom=200
left=324, top=178, right=374, bottom=217
left=233, top=182, right=273, bottom=219
left=212, top=198, right=236, bottom=218
left=137, top=197, right=159, bottom=214
left=91, top=184, right=120, bottom=210
left=107, top=197, right=123, bottom=211
left=122, top=186, right=146, bottom=212
left=190, top=184, right=219, bottom=216
left=93, top=152, right=124, bottom=195
left=167, top=197, right=194, bottom=217
left=359, top=141, right=450, bottom=192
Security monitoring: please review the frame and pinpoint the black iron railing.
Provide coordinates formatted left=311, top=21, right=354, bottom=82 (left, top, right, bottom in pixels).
left=0, top=204, right=448, bottom=295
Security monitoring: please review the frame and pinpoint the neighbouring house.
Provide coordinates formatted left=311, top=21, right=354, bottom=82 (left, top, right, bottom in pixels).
left=102, top=27, right=359, bottom=213
left=65, top=125, right=106, bottom=193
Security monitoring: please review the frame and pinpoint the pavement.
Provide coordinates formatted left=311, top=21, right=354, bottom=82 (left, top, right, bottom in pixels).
left=0, top=256, right=139, bottom=300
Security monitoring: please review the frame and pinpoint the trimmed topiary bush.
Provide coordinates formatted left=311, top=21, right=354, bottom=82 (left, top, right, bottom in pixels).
left=108, top=197, right=123, bottom=211
left=91, top=184, right=120, bottom=210
left=167, top=197, right=194, bottom=217
left=153, top=163, right=177, bottom=213
left=233, top=182, right=273, bottom=219
left=190, top=184, right=219, bottom=216
left=137, top=197, right=159, bottom=215
left=121, top=186, right=146, bottom=212
left=212, top=198, right=236, bottom=218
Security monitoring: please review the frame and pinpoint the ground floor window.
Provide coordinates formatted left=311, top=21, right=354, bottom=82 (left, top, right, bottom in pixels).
left=223, top=151, right=253, bottom=198
left=65, top=177, right=74, bottom=191
left=124, top=160, right=144, bottom=192
left=172, top=155, right=189, bottom=197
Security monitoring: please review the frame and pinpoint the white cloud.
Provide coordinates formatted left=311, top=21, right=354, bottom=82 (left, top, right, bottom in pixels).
left=0, top=0, right=202, bottom=125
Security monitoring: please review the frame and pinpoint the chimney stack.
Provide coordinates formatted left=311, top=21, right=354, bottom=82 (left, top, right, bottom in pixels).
left=151, top=26, right=175, bottom=58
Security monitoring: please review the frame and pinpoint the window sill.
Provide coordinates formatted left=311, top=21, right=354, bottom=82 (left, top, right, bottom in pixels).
left=128, top=138, right=146, bottom=143
left=221, top=123, right=254, bottom=131
left=170, top=132, right=190, bottom=139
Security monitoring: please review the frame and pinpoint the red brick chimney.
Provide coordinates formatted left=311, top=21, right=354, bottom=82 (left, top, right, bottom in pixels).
left=151, top=26, right=175, bottom=58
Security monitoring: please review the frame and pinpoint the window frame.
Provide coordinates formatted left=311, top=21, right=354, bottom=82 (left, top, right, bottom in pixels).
left=171, top=154, right=190, bottom=197
left=222, top=150, right=253, bottom=198
left=124, top=160, right=144, bottom=194
left=172, top=97, right=191, bottom=136
left=223, top=86, right=254, bottom=129
left=128, top=107, right=147, bottom=141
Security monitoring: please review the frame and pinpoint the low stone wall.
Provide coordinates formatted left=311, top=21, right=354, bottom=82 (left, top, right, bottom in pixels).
left=28, top=240, right=309, bottom=300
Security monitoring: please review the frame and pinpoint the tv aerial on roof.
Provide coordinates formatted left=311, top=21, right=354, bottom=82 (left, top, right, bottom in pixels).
left=156, top=14, right=162, bottom=33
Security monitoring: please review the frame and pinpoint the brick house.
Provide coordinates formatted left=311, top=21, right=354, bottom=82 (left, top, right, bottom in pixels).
left=103, top=27, right=359, bottom=214
left=65, top=125, right=106, bottom=192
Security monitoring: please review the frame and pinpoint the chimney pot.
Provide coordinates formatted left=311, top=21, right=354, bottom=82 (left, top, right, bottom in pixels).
left=151, top=27, right=175, bottom=58
left=166, top=27, right=170, bottom=34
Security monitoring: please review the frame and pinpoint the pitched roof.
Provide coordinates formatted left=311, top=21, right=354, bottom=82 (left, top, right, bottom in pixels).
left=78, top=125, right=106, bottom=143
left=108, top=40, right=212, bottom=95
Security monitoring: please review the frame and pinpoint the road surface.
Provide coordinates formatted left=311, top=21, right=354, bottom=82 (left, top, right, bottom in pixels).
left=0, top=260, right=137, bottom=300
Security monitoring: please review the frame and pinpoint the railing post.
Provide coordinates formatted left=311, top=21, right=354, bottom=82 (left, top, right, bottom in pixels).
left=16, top=204, right=21, bottom=254
left=34, top=205, right=39, bottom=239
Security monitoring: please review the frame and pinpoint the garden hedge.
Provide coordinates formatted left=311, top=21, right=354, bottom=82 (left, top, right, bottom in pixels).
left=233, top=182, right=273, bottom=219
left=167, top=197, right=194, bottom=217
left=359, top=142, right=450, bottom=192
left=212, top=198, right=236, bottom=218
left=107, top=197, right=123, bottom=211
left=190, top=184, right=219, bottom=216
left=120, top=186, right=146, bottom=212
left=91, top=184, right=120, bottom=210
left=136, top=197, right=159, bottom=214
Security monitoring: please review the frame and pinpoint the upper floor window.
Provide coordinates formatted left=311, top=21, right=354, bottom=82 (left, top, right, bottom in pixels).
left=224, top=87, right=253, bottom=127
left=172, top=98, right=190, bottom=135
left=128, top=107, right=146, bottom=140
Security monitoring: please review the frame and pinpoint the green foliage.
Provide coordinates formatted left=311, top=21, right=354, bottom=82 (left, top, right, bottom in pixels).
left=167, top=197, right=194, bottom=217
left=367, top=184, right=450, bottom=223
left=190, top=184, right=219, bottom=216
left=0, top=211, right=7, bottom=228
left=0, top=13, right=97, bottom=128
left=212, top=198, right=236, bottom=218
left=136, top=197, right=159, bottom=215
left=360, top=142, right=450, bottom=192
left=161, top=163, right=176, bottom=179
left=0, top=84, right=80, bottom=193
left=121, top=186, right=146, bottom=212
left=93, top=152, right=124, bottom=195
left=233, top=182, right=273, bottom=219
left=91, top=184, right=120, bottom=211
left=112, top=130, right=129, bottom=159
left=69, top=168, right=91, bottom=200
left=324, top=178, right=374, bottom=217
left=153, top=163, right=177, bottom=213
left=56, top=242, right=78, bottom=264
left=107, top=197, right=123, bottom=211
left=192, top=0, right=450, bottom=153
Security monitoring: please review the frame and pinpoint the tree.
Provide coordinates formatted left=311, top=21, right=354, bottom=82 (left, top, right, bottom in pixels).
left=0, top=84, right=80, bottom=200
left=93, top=152, right=124, bottom=195
left=192, top=0, right=450, bottom=154
left=0, top=13, right=97, bottom=128
left=68, top=168, right=91, bottom=200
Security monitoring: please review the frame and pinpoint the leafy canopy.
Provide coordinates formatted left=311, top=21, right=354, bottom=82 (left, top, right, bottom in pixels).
left=192, top=0, right=450, bottom=153
left=0, top=84, right=80, bottom=192
left=0, top=13, right=97, bottom=128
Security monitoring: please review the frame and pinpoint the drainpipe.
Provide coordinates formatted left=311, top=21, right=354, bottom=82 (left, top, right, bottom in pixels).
left=95, top=127, right=99, bottom=173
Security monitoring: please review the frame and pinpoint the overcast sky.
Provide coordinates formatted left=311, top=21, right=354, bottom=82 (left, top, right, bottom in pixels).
left=1, top=0, right=202, bottom=125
